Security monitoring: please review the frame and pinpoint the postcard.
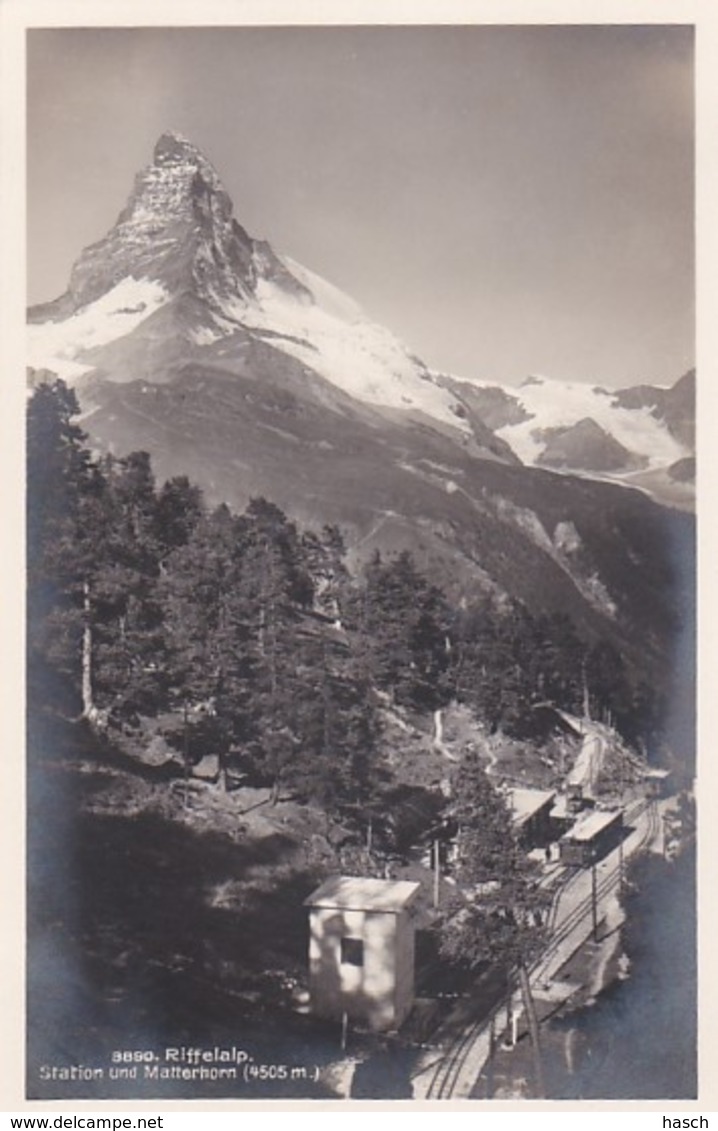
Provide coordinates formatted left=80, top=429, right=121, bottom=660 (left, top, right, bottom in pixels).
left=3, top=0, right=715, bottom=1114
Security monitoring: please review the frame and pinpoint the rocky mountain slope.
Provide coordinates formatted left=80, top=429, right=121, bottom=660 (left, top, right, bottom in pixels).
left=27, top=132, right=694, bottom=693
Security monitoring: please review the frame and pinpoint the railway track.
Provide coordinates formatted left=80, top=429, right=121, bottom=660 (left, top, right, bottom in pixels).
left=531, top=863, right=620, bottom=985
left=419, top=796, right=661, bottom=1099
left=533, top=798, right=659, bottom=984
left=423, top=987, right=508, bottom=1099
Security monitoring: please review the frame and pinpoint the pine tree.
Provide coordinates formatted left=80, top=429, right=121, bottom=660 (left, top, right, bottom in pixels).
left=27, top=380, right=91, bottom=593
left=231, top=499, right=314, bottom=799
left=284, top=628, right=386, bottom=820
left=160, top=497, right=320, bottom=795
left=159, top=504, right=255, bottom=781
left=533, top=613, right=585, bottom=715
left=451, top=601, right=529, bottom=733
left=451, top=601, right=589, bottom=738
left=584, top=639, right=632, bottom=730
left=348, top=550, right=451, bottom=711
left=154, top=475, right=205, bottom=558
left=27, top=380, right=109, bottom=719
left=88, top=451, right=168, bottom=724
left=301, top=524, right=351, bottom=622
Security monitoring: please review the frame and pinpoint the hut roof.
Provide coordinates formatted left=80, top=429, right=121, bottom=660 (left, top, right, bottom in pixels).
left=304, top=875, right=421, bottom=913
left=507, top=788, right=556, bottom=826
left=561, top=808, right=622, bottom=843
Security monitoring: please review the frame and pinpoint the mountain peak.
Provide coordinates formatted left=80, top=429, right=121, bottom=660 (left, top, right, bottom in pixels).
left=57, top=131, right=259, bottom=315
left=148, top=131, right=225, bottom=192
left=153, top=130, right=203, bottom=166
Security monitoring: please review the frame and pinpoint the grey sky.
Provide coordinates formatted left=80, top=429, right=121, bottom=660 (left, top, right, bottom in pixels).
left=27, top=25, right=694, bottom=387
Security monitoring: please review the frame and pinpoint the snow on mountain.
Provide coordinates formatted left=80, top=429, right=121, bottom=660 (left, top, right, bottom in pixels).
left=460, top=374, right=689, bottom=473
left=230, top=269, right=469, bottom=430
left=279, top=256, right=365, bottom=323
left=28, top=278, right=171, bottom=381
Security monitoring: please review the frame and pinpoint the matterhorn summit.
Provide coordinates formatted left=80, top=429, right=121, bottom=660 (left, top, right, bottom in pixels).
left=62, top=129, right=311, bottom=315
left=28, top=132, right=484, bottom=438
left=28, top=132, right=318, bottom=375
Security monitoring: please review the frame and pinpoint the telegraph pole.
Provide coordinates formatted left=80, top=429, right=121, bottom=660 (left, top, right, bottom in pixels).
left=591, top=861, right=598, bottom=941
left=183, top=699, right=189, bottom=810
left=486, top=1013, right=496, bottom=1099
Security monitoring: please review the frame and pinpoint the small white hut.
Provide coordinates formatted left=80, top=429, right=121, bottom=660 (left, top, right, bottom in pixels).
left=304, top=875, right=421, bottom=1032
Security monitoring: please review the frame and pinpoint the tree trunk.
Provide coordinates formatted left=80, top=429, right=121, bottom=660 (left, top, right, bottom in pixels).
left=218, top=748, right=230, bottom=793
left=581, top=657, right=591, bottom=720
left=258, top=603, right=266, bottom=657
left=182, top=700, right=191, bottom=804
left=81, top=579, right=98, bottom=722
left=518, top=963, right=545, bottom=1099
left=433, top=707, right=443, bottom=747
left=486, top=1013, right=496, bottom=1098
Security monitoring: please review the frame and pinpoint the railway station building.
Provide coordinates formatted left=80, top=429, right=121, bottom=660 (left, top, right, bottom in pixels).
left=507, top=788, right=556, bottom=849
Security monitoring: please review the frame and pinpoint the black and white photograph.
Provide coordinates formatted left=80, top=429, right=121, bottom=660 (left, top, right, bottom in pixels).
left=10, top=5, right=707, bottom=1108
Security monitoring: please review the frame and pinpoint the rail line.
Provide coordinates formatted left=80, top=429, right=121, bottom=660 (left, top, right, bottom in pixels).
left=423, top=986, right=509, bottom=1100
left=533, top=799, right=658, bottom=984
left=419, top=796, right=661, bottom=1099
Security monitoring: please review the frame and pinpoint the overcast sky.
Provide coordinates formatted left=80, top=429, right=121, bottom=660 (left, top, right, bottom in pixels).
left=27, top=25, right=694, bottom=387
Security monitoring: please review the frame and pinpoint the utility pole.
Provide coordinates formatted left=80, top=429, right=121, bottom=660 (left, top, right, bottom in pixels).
left=183, top=699, right=189, bottom=810
left=486, top=1014, right=496, bottom=1099
left=433, top=838, right=441, bottom=908
left=591, top=861, right=598, bottom=941
left=581, top=655, right=591, bottom=721
left=661, top=809, right=669, bottom=860
left=518, top=964, right=545, bottom=1099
